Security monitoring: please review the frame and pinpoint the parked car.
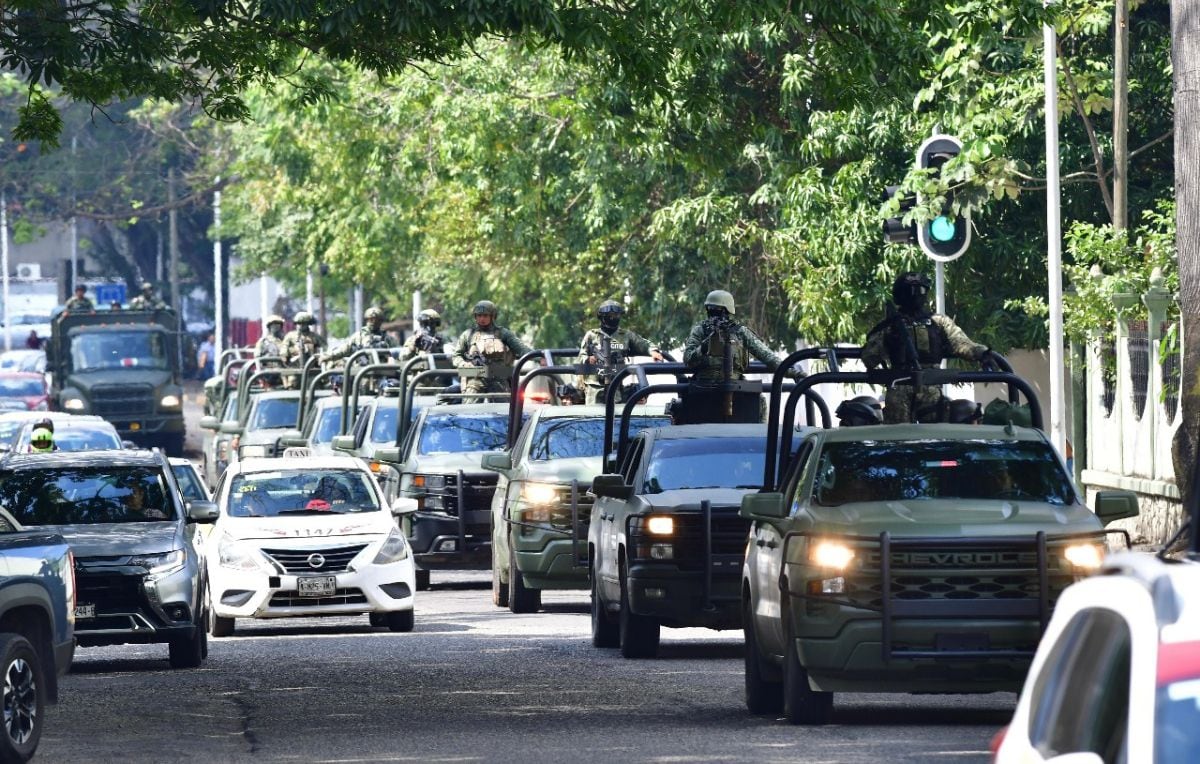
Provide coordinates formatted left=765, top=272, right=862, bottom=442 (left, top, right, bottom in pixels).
left=206, top=456, right=416, bottom=635
left=170, top=458, right=210, bottom=502
left=0, top=373, right=49, bottom=412
left=8, top=415, right=122, bottom=453
left=0, top=450, right=217, bottom=668
left=0, top=522, right=75, bottom=763
left=993, top=551, right=1200, bottom=764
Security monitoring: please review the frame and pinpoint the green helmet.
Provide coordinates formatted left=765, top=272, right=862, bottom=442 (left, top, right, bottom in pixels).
left=418, top=309, right=441, bottom=330
left=596, top=300, right=625, bottom=317
left=704, top=290, right=736, bottom=316
left=472, top=300, right=498, bottom=318
left=364, top=306, right=385, bottom=322
left=293, top=311, right=315, bottom=325
left=30, top=426, right=53, bottom=453
left=266, top=314, right=285, bottom=327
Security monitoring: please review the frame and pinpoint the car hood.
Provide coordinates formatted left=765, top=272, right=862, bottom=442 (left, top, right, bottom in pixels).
left=69, top=369, right=172, bottom=389
left=43, top=522, right=182, bottom=557
left=408, top=451, right=498, bottom=476
left=638, top=487, right=756, bottom=511
left=807, top=499, right=1103, bottom=536
left=240, top=428, right=291, bottom=445
left=219, top=513, right=391, bottom=541
left=521, top=456, right=602, bottom=485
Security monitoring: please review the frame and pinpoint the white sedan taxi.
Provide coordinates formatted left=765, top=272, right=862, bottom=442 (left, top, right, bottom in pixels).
left=207, top=456, right=417, bottom=635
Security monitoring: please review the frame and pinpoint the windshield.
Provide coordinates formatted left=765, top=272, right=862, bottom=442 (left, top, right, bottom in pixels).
left=171, top=464, right=207, bottom=501
left=530, top=416, right=670, bottom=461
left=643, top=437, right=766, bottom=493
left=812, top=439, right=1075, bottom=506
left=70, top=330, right=168, bottom=372
left=0, top=466, right=177, bottom=524
left=418, top=413, right=510, bottom=455
left=0, top=378, right=43, bottom=397
left=248, top=398, right=300, bottom=430
left=370, top=405, right=399, bottom=445
left=313, top=407, right=348, bottom=444
left=226, top=469, right=380, bottom=517
left=20, top=425, right=122, bottom=453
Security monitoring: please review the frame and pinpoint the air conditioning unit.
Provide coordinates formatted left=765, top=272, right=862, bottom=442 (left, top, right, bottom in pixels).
left=14, top=263, right=41, bottom=280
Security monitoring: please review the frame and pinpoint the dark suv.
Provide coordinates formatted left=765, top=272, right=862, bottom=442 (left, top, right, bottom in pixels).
left=0, top=450, right=218, bottom=668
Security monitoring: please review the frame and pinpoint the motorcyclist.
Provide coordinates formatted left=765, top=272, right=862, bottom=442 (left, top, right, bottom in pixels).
left=575, top=300, right=663, bottom=404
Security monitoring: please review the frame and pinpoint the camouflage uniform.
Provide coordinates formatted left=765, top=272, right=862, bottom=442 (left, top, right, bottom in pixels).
left=254, top=332, right=285, bottom=362
left=281, top=328, right=325, bottom=368
left=398, top=330, right=446, bottom=361
left=861, top=312, right=987, bottom=424
left=576, top=327, right=658, bottom=404
left=323, top=327, right=397, bottom=367
left=64, top=295, right=94, bottom=311
left=452, top=325, right=531, bottom=398
left=129, top=295, right=167, bottom=310
left=683, top=319, right=781, bottom=383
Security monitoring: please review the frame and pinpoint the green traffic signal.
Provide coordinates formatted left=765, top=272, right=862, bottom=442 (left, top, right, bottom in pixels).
left=930, top=216, right=956, bottom=243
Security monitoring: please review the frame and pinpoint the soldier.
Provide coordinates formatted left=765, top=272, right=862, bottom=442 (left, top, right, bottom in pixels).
left=452, top=300, right=531, bottom=400
left=64, top=284, right=94, bottom=311
left=281, top=311, right=325, bottom=368
left=576, top=300, right=664, bottom=404
left=254, top=314, right=287, bottom=360
left=129, top=282, right=167, bottom=310
left=682, top=290, right=785, bottom=382
left=861, top=272, right=988, bottom=423
left=321, top=306, right=397, bottom=367
left=398, top=309, right=446, bottom=361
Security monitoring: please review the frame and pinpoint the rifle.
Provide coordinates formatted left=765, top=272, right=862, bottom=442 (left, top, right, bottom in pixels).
left=415, top=332, right=440, bottom=353
left=467, top=350, right=488, bottom=368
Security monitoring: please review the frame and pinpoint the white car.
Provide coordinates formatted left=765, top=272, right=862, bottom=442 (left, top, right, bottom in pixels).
left=993, top=551, right=1200, bottom=764
left=206, top=455, right=417, bottom=635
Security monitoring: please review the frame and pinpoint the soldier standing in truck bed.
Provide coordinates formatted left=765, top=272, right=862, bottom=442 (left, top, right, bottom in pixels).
left=452, top=301, right=531, bottom=401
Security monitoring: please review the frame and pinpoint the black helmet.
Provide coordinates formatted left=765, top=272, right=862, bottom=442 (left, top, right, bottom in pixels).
left=892, top=272, right=931, bottom=312
left=835, top=395, right=883, bottom=427
left=473, top=300, right=498, bottom=318
left=947, top=399, right=983, bottom=424
left=418, top=309, right=441, bottom=331
left=597, top=300, right=624, bottom=332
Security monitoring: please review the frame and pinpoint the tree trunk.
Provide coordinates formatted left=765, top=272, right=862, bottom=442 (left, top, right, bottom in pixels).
left=1171, top=0, right=1200, bottom=549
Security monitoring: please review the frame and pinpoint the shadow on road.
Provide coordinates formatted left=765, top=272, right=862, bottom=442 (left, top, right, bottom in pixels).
left=654, top=641, right=743, bottom=660
left=832, top=702, right=1013, bottom=727
left=68, top=657, right=177, bottom=675
left=428, top=579, right=491, bottom=591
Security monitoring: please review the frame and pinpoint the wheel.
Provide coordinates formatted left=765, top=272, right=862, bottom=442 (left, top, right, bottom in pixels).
left=783, top=634, right=833, bottom=725
left=508, top=545, right=541, bottom=614
left=162, top=432, right=185, bottom=458
left=369, top=613, right=386, bottom=627
left=743, top=597, right=783, bottom=715
left=208, top=604, right=235, bottom=638
left=386, top=610, right=415, bottom=633
left=491, top=550, right=509, bottom=608
left=168, top=625, right=205, bottom=669
left=618, top=563, right=659, bottom=659
left=0, top=633, right=44, bottom=764
left=590, top=571, right=619, bottom=648
left=415, top=569, right=431, bottom=591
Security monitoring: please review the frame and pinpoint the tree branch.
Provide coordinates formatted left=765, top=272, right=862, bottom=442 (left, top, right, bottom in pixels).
left=1057, top=41, right=1115, bottom=221
left=67, top=175, right=239, bottom=221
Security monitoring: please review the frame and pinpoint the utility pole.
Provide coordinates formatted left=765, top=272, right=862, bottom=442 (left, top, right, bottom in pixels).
left=213, top=179, right=224, bottom=360
left=318, top=265, right=327, bottom=339
left=1044, top=0, right=1067, bottom=457
left=168, top=167, right=180, bottom=311
left=70, top=135, right=78, bottom=290
left=0, top=191, right=9, bottom=352
left=1113, top=0, right=1130, bottom=230
left=306, top=268, right=314, bottom=314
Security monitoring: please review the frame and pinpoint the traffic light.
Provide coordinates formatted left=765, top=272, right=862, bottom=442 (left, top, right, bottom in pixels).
left=881, top=185, right=916, bottom=244
left=915, top=134, right=970, bottom=261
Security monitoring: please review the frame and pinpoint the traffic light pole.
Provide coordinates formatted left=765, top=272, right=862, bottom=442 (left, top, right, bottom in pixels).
left=934, top=261, right=946, bottom=315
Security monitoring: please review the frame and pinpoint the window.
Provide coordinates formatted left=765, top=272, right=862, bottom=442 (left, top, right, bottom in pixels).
left=171, top=465, right=207, bottom=502
left=0, top=466, right=177, bottom=525
left=529, top=416, right=670, bottom=461
left=369, top=404, right=400, bottom=445
left=248, top=398, right=300, bottom=430
left=70, top=330, right=168, bottom=372
left=417, top=414, right=510, bottom=455
left=619, top=439, right=644, bottom=485
left=0, top=377, right=43, bottom=397
left=226, top=469, right=379, bottom=517
left=642, top=437, right=766, bottom=494
left=784, top=440, right=816, bottom=516
left=1029, top=608, right=1131, bottom=762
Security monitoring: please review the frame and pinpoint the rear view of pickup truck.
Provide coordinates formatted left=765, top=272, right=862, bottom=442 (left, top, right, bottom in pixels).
left=0, top=527, right=75, bottom=762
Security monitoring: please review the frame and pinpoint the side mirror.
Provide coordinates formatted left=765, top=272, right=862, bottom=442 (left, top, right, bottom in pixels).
left=199, top=416, right=220, bottom=431
left=374, top=446, right=402, bottom=464
left=480, top=452, right=513, bottom=473
left=331, top=434, right=357, bottom=453
left=390, top=497, right=418, bottom=516
left=218, top=422, right=243, bottom=435
left=740, top=492, right=787, bottom=522
left=277, top=430, right=307, bottom=448
left=185, top=500, right=219, bottom=523
left=1094, top=490, right=1139, bottom=525
left=590, top=474, right=634, bottom=501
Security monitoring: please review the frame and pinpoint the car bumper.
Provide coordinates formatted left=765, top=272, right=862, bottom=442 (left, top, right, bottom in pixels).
left=626, top=562, right=741, bottom=629
left=407, top=512, right=491, bottom=569
left=74, top=564, right=200, bottom=647
left=114, top=414, right=184, bottom=438
left=211, top=561, right=415, bottom=620
left=514, top=539, right=588, bottom=590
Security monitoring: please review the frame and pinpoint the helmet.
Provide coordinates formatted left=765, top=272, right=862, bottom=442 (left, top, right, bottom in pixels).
left=835, top=395, right=883, bottom=427
left=418, top=309, right=441, bottom=330
left=293, top=311, right=315, bottom=325
left=266, top=314, right=285, bottom=327
left=703, top=290, right=736, bottom=316
left=141, top=281, right=154, bottom=293
left=596, top=300, right=625, bottom=318
left=364, top=306, right=385, bottom=322
left=947, top=399, right=983, bottom=424
left=892, top=272, right=931, bottom=311
left=34, top=417, right=54, bottom=434
left=74, top=284, right=86, bottom=293
left=30, top=426, right=53, bottom=452
left=472, top=300, right=498, bottom=318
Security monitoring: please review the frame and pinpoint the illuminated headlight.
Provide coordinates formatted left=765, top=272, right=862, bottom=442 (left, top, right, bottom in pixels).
left=160, top=394, right=182, bottom=408
left=646, top=516, right=674, bottom=536
left=1063, top=543, right=1104, bottom=571
left=240, top=445, right=269, bottom=458
left=521, top=482, right=560, bottom=505
left=63, top=397, right=85, bottom=411
left=131, top=549, right=186, bottom=576
left=372, top=529, right=410, bottom=564
left=218, top=536, right=265, bottom=572
left=809, top=541, right=855, bottom=570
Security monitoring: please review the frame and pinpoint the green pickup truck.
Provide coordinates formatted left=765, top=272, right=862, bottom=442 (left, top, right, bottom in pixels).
left=739, top=360, right=1138, bottom=724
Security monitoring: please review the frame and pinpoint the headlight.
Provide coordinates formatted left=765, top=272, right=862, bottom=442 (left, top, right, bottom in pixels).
left=372, top=528, right=410, bottom=564
left=131, top=549, right=186, bottom=575
left=809, top=541, right=855, bottom=570
left=63, top=397, right=85, bottom=411
left=646, top=516, right=674, bottom=535
left=521, top=482, right=560, bottom=505
left=160, top=394, right=182, bottom=408
left=241, top=445, right=269, bottom=458
left=218, top=536, right=265, bottom=572
left=1063, top=543, right=1104, bottom=571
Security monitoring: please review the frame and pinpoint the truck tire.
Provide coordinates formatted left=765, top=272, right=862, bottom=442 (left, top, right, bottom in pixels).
left=590, top=573, right=618, bottom=648
left=783, top=634, right=833, bottom=725
left=162, top=432, right=185, bottom=458
left=743, top=598, right=783, bottom=715
left=386, top=610, right=415, bottom=633
left=168, top=626, right=206, bottom=669
left=0, top=633, right=44, bottom=764
left=618, top=564, right=659, bottom=659
left=491, top=551, right=509, bottom=608
left=508, top=546, right=541, bottom=614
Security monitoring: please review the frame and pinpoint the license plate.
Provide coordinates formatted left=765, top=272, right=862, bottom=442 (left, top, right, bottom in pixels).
left=74, top=604, right=95, bottom=620
left=297, top=576, right=336, bottom=597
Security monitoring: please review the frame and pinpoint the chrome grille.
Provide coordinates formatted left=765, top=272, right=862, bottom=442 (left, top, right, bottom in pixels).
left=269, top=587, right=368, bottom=608
left=261, top=544, right=367, bottom=574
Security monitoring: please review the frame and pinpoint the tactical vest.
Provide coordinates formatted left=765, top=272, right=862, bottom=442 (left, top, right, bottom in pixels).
left=884, top=315, right=947, bottom=368
left=703, top=321, right=748, bottom=378
left=465, top=328, right=513, bottom=379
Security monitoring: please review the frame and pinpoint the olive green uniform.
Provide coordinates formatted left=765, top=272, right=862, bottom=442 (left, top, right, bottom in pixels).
left=254, top=333, right=285, bottom=363
left=576, top=327, right=658, bottom=404
left=861, top=312, right=987, bottom=423
left=452, top=325, right=531, bottom=397
left=398, top=330, right=446, bottom=362
left=280, top=328, right=325, bottom=368
left=323, top=327, right=397, bottom=367
left=129, top=295, right=167, bottom=310
left=683, top=319, right=781, bottom=383
left=64, top=296, right=94, bottom=311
